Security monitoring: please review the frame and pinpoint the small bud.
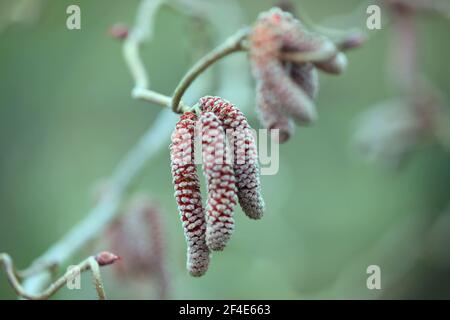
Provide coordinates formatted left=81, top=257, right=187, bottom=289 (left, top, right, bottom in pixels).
left=108, top=23, right=129, bottom=40
left=95, top=251, right=120, bottom=266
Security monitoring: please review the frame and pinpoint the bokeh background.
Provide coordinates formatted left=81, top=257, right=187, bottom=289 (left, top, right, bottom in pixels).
left=0, top=0, right=449, bottom=299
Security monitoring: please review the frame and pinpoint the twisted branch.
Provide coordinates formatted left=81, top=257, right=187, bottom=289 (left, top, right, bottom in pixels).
left=170, top=22, right=363, bottom=113
left=123, top=0, right=189, bottom=111
left=17, top=0, right=176, bottom=298
left=1, top=0, right=365, bottom=299
left=171, top=27, right=249, bottom=113
left=1, top=253, right=111, bottom=300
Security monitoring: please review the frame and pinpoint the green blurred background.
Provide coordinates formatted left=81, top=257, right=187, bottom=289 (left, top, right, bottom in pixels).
left=0, top=0, right=449, bottom=299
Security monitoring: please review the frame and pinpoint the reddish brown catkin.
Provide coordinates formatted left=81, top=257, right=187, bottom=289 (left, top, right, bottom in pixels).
left=288, top=63, right=319, bottom=99
left=273, top=3, right=345, bottom=77
left=261, top=58, right=317, bottom=125
left=107, top=196, right=169, bottom=299
left=200, top=96, right=265, bottom=219
left=249, top=8, right=319, bottom=131
left=170, top=112, right=210, bottom=276
left=250, top=9, right=293, bottom=142
left=256, top=80, right=295, bottom=143
left=200, top=111, right=237, bottom=251
left=314, top=52, right=347, bottom=75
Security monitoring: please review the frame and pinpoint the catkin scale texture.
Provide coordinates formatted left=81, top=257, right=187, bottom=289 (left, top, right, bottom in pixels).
left=288, top=62, right=319, bottom=100
left=249, top=9, right=318, bottom=124
left=200, top=96, right=265, bottom=220
left=251, top=20, right=294, bottom=142
left=256, top=81, right=295, bottom=143
left=200, top=111, right=237, bottom=251
left=170, top=112, right=210, bottom=276
left=257, top=58, right=317, bottom=125
left=249, top=7, right=331, bottom=141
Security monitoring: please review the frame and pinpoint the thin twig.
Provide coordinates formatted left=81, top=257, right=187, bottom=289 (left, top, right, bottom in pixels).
left=19, top=0, right=177, bottom=296
left=123, top=0, right=188, bottom=111
left=2, top=0, right=367, bottom=300
left=87, top=257, right=107, bottom=300
left=20, top=109, right=177, bottom=296
left=1, top=253, right=111, bottom=300
left=132, top=87, right=175, bottom=108
left=123, top=0, right=161, bottom=90
left=171, top=27, right=250, bottom=113
left=170, top=24, right=364, bottom=114
left=172, top=0, right=254, bottom=108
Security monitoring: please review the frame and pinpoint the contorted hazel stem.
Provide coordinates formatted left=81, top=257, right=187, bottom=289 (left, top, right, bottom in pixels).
left=199, top=96, right=265, bottom=220
left=249, top=7, right=347, bottom=143
left=200, top=112, right=237, bottom=251
left=170, top=112, right=210, bottom=276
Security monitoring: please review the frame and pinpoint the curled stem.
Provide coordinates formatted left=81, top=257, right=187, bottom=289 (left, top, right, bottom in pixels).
left=1, top=253, right=111, bottom=300
left=123, top=0, right=187, bottom=111
left=123, top=0, right=161, bottom=90
left=1, top=0, right=367, bottom=300
left=171, top=26, right=361, bottom=114
left=132, top=87, right=188, bottom=110
left=17, top=0, right=177, bottom=297
left=87, top=257, right=107, bottom=300
left=171, top=28, right=250, bottom=113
